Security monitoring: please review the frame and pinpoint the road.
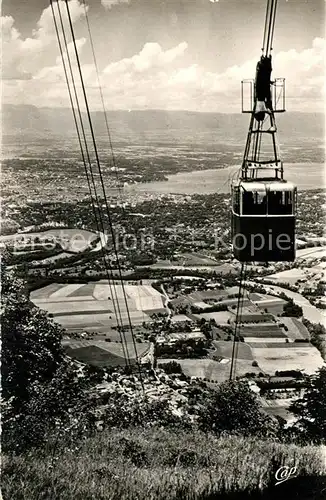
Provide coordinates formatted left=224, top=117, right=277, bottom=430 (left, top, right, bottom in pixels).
left=296, top=246, right=326, bottom=259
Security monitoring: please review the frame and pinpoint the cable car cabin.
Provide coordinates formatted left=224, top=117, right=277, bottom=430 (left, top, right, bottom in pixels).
left=231, top=181, right=296, bottom=262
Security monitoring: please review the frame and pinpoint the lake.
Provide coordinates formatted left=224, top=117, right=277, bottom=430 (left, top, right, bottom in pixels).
left=125, top=163, right=325, bottom=196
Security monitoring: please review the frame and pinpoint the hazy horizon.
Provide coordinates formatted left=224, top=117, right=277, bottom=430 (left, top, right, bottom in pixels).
left=3, top=103, right=325, bottom=115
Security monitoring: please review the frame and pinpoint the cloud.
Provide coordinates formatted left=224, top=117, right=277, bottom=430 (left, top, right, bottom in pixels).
left=274, top=37, right=325, bottom=106
left=97, top=37, right=325, bottom=112
left=101, top=0, right=130, bottom=9
left=2, top=0, right=324, bottom=115
left=2, top=1, right=86, bottom=81
left=103, top=42, right=188, bottom=76
left=168, top=64, right=199, bottom=85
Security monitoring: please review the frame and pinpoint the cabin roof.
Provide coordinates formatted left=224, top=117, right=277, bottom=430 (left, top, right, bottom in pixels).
left=235, top=181, right=296, bottom=192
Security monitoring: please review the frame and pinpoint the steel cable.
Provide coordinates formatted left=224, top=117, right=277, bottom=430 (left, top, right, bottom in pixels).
left=51, top=0, right=130, bottom=364
left=63, top=0, right=144, bottom=388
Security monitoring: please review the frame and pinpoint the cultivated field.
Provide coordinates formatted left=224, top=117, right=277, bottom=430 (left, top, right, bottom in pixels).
left=194, top=310, right=233, bottom=324
left=56, top=311, right=149, bottom=330
left=162, top=358, right=260, bottom=382
left=32, top=251, right=73, bottom=265
left=188, top=290, right=227, bottom=301
left=212, top=340, right=253, bottom=360
left=296, top=246, right=326, bottom=259
left=254, top=282, right=326, bottom=325
left=280, top=317, right=310, bottom=340
left=266, top=268, right=310, bottom=285
left=250, top=345, right=324, bottom=375
left=175, top=252, right=219, bottom=266
left=250, top=293, right=287, bottom=315
left=192, top=301, right=214, bottom=310
left=240, top=325, right=286, bottom=339
left=64, top=345, right=127, bottom=368
left=31, top=281, right=164, bottom=332
left=171, top=314, right=192, bottom=323
left=63, top=339, right=150, bottom=367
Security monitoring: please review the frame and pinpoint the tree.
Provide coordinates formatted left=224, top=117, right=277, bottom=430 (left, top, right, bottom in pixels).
left=1, top=260, right=95, bottom=452
left=159, top=361, right=183, bottom=374
left=196, top=380, right=278, bottom=437
left=200, top=321, right=212, bottom=339
left=1, top=264, right=64, bottom=407
left=289, top=367, right=326, bottom=444
left=302, top=319, right=326, bottom=360
left=282, top=298, right=303, bottom=318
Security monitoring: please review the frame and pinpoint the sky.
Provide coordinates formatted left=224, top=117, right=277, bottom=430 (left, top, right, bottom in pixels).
left=2, top=0, right=325, bottom=112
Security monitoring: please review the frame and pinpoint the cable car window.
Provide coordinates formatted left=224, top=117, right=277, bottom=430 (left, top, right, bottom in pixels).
left=233, top=187, right=240, bottom=214
left=242, top=190, right=267, bottom=215
left=268, top=190, right=293, bottom=215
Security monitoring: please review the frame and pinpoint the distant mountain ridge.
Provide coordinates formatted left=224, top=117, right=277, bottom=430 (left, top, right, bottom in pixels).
left=2, top=104, right=324, bottom=144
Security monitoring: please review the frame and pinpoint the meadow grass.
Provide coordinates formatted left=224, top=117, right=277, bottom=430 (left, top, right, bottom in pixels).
left=2, top=427, right=325, bottom=500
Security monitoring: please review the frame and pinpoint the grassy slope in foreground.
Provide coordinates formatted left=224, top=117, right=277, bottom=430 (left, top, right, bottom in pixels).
left=2, top=427, right=325, bottom=500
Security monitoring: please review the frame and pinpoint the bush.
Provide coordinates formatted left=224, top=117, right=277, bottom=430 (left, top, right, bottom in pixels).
left=275, top=370, right=304, bottom=378
left=196, top=380, right=278, bottom=438
left=103, top=396, right=191, bottom=430
left=118, top=437, right=148, bottom=466
left=159, top=361, right=183, bottom=374
left=282, top=299, right=303, bottom=318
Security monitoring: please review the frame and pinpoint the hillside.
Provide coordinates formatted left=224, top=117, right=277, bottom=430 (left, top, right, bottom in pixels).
left=2, top=105, right=324, bottom=145
left=2, top=427, right=326, bottom=500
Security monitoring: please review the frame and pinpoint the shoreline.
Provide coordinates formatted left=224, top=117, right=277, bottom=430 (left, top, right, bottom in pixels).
left=124, top=162, right=325, bottom=196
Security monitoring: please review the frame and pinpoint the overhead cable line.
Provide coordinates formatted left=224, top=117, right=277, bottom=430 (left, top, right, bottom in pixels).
left=73, top=0, right=147, bottom=379
left=81, top=0, right=123, bottom=198
left=231, top=263, right=247, bottom=380
left=51, top=0, right=131, bottom=365
left=229, top=262, right=246, bottom=381
left=78, top=0, right=144, bottom=359
left=81, top=0, right=151, bottom=340
left=54, top=0, right=130, bottom=364
left=61, top=0, right=144, bottom=387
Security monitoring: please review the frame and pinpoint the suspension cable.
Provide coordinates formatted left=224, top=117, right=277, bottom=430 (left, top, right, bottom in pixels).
left=81, top=0, right=149, bottom=343
left=55, top=0, right=130, bottom=364
left=262, top=0, right=277, bottom=57
left=82, top=10, right=151, bottom=350
left=262, top=0, right=270, bottom=53
left=63, top=0, right=144, bottom=389
left=269, top=0, right=277, bottom=55
left=229, top=262, right=246, bottom=381
left=232, top=263, right=247, bottom=380
left=52, top=0, right=130, bottom=365
left=81, top=0, right=123, bottom=197
left=77, top=0, right=144, bottom=358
